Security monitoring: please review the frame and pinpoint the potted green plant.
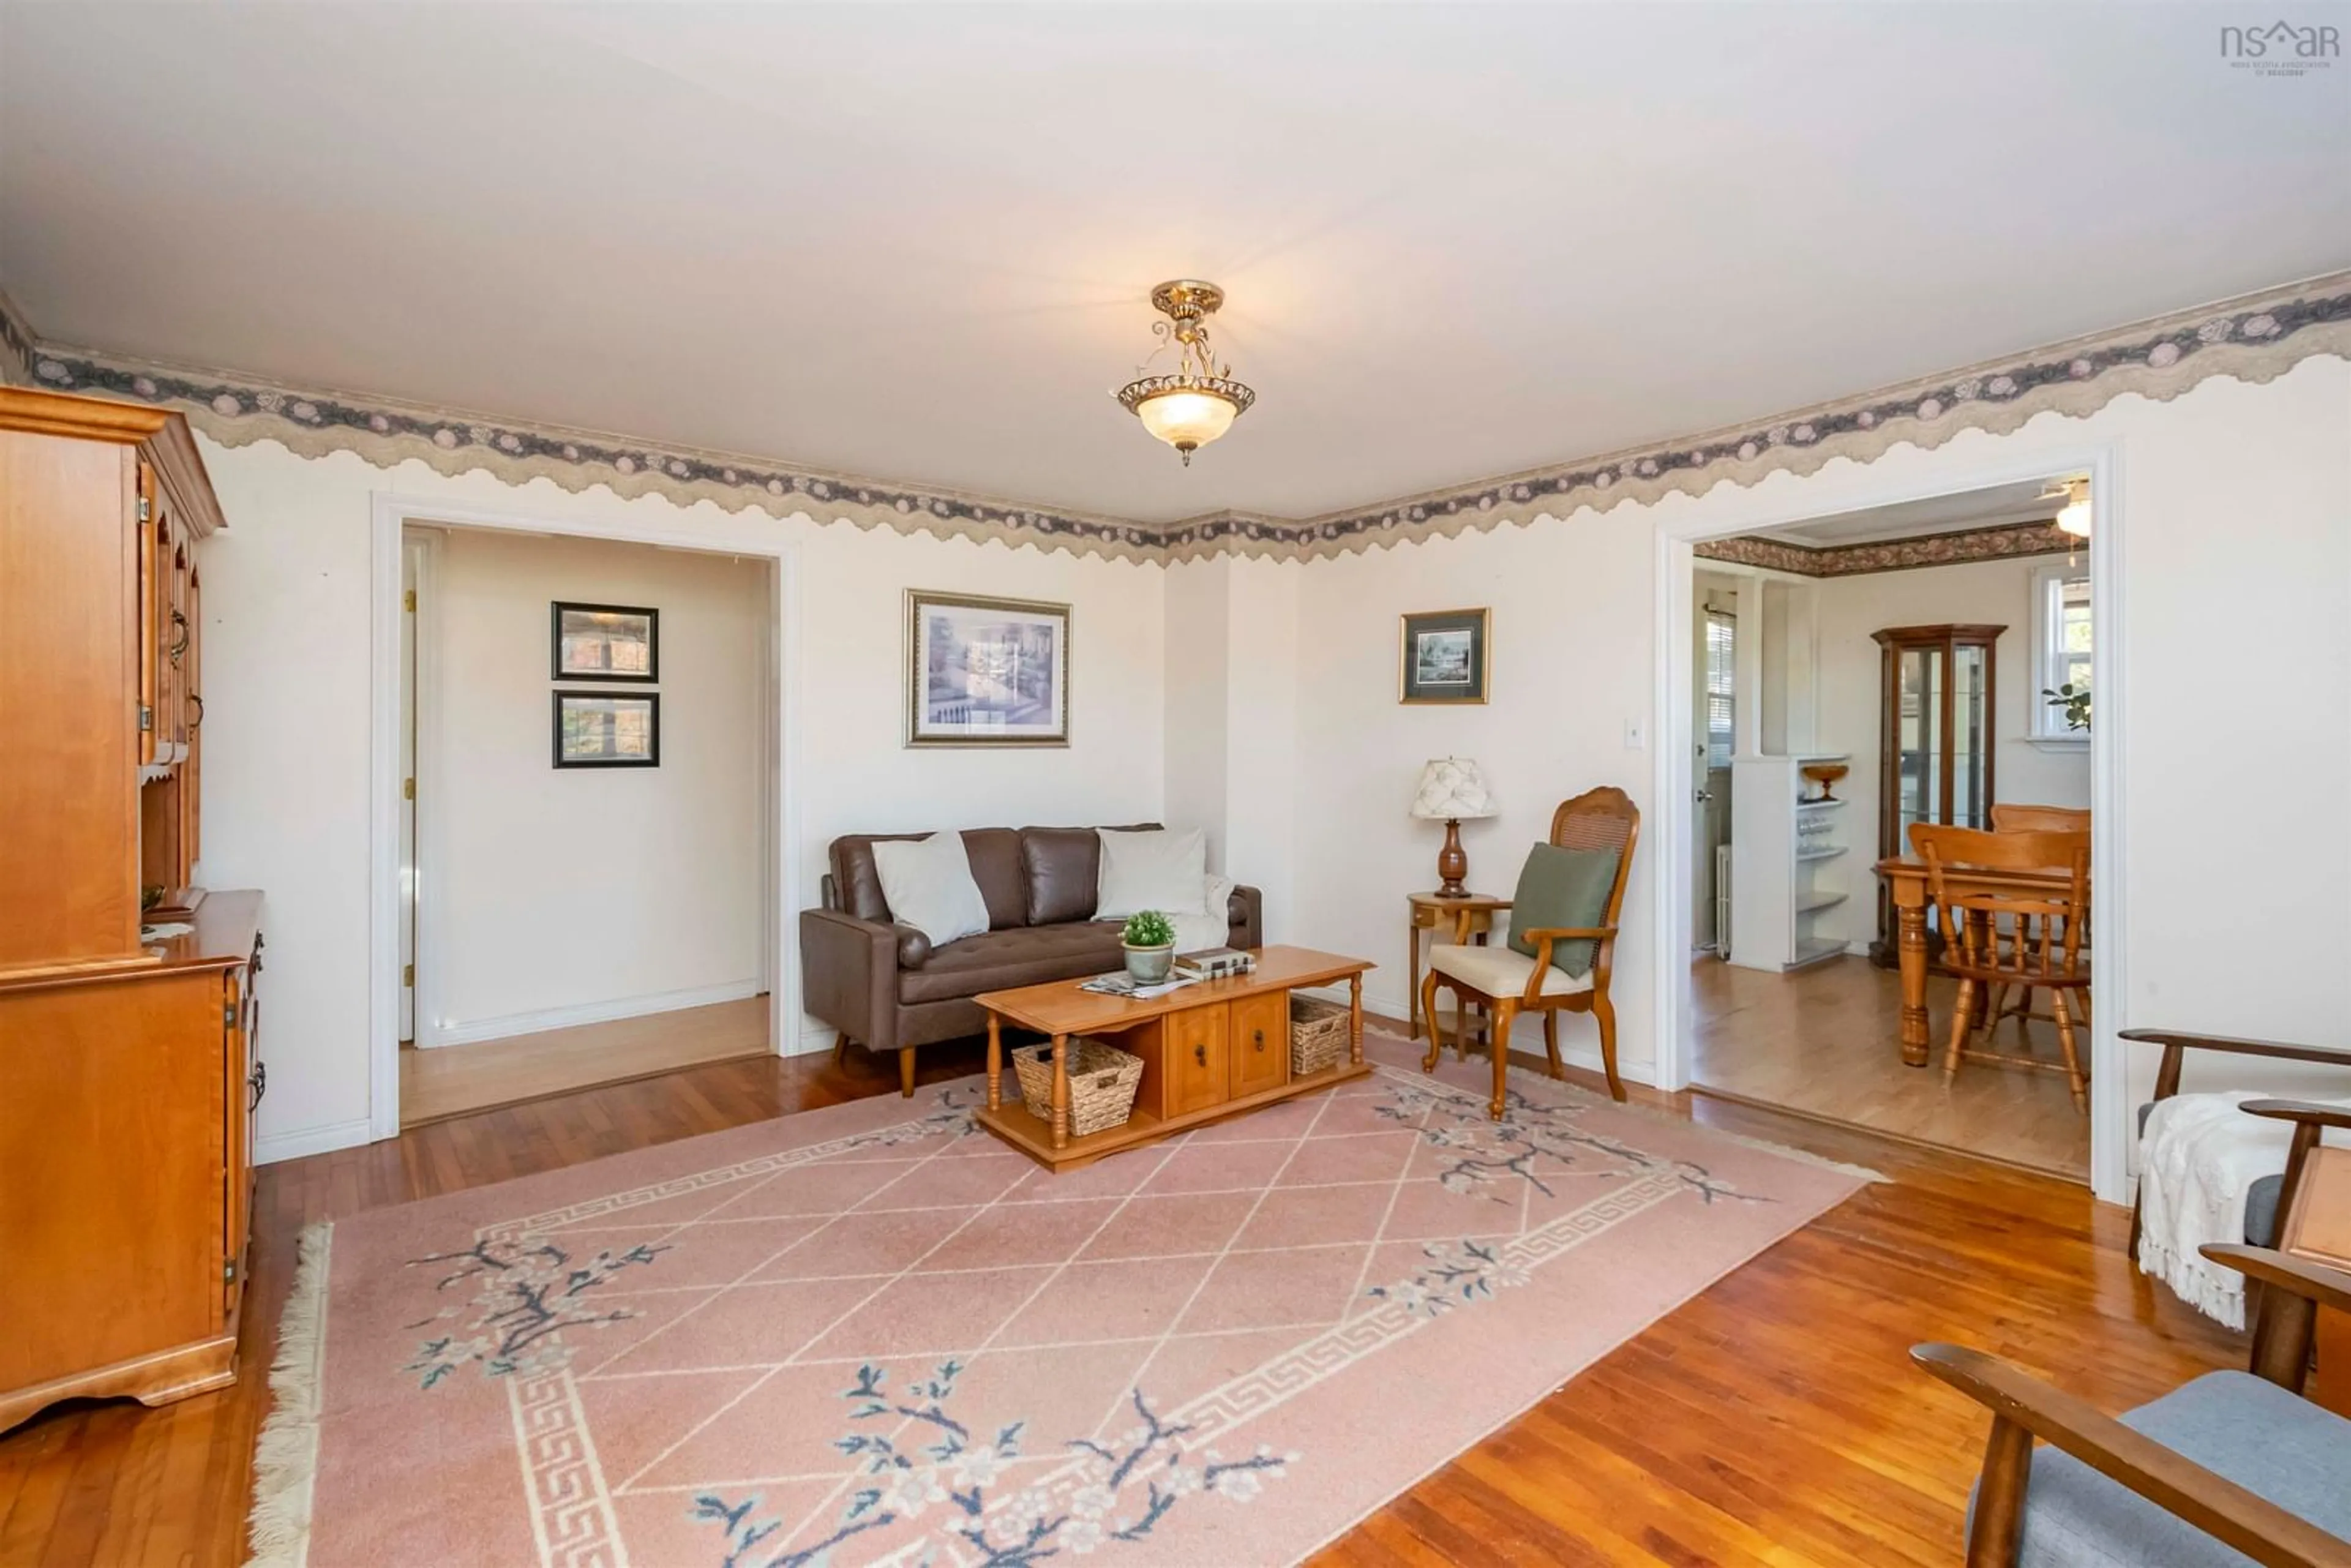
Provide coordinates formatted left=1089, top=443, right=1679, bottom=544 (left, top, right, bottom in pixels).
left=2042, top=681, right=2091, bottom=732
left=1121, top=910, right=1177, bottom=983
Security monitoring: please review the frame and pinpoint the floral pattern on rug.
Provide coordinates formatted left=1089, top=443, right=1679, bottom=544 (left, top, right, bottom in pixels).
left=294, top=1037, right=1872, bottom=1567
left=692, top=1360, right=1291, bottom=1567
left=402, top=1235, right=670, bottom=1386
left=1370, top=1076, right=1766, bottom=1206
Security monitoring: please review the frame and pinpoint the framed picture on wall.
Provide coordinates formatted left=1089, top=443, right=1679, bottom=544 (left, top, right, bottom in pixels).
left=553, top=690, right=661, bottom=768
left=552, top=601, right=659, bottom=682
left=1400, top=607, right=1490, bottom=703
left=906, top=590, right=1070, bottom=747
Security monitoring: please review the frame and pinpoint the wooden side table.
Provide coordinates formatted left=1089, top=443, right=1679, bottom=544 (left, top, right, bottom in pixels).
left=1406, top=891, right=1510, bottom=1045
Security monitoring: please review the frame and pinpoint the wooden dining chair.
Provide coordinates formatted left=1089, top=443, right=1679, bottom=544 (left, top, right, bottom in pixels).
left=1911, top=823, right=2092, bottom=1112
left=1419, top=787, right=1640, bottom=1117
left=1983, top=803, right=2092, bottom=1044
left=1989, top=803, right=2091, bottom=833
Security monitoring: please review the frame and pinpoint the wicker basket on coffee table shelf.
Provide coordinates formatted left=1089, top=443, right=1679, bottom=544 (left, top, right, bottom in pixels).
left=1289, top=996, right=1351, bottom=1076
left=1010, top=1038, right=1144, bottom=1138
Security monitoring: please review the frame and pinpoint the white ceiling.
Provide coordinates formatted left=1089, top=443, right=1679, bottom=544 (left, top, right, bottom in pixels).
left=1764, top=479, right=2069, bottom=547
left=2, top=4, right=2345, bottom=524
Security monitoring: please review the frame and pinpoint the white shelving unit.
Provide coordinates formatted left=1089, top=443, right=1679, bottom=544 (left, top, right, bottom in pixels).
left=1727, top=752, right=1853, bottom=973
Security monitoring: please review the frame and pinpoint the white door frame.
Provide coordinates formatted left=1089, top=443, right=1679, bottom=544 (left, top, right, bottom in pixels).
left=366, top=490, right=806, bottom=1142
left=1648, top=441, right=2129, bottom=1203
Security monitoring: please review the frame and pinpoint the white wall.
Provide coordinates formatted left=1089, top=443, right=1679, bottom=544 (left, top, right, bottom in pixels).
left=1263, top=357, right=2351, bottom=1166
left=419, top=528, right=767, bottom=1041
left=1161, top=557, right=1232, bottom=868
left=189, top=353, right=2350, bottom=1179
left=1804, top=552, right=2094, bottom=948
left=193, top=440, right=1165, bottom=1161
left=1288, top=511, right=1659, bottom=1076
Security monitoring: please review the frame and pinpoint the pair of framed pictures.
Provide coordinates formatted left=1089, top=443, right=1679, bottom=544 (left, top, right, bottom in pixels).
left=1400, top=607, right=1490, bottom=704
left=906, top=590, right=1071, bottom=748
left=552, top=602, right=661, bottom=768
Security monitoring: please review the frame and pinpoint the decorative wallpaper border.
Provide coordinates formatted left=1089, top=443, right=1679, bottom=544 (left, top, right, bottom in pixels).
left=0, top=288, right=36, bottom=389
left=1696, top=520, right=2080, bottom=578
left=13, top=269, right=2350, bottom=565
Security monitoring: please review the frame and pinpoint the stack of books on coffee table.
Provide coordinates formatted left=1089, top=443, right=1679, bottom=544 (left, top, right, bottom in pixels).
left=1174, top=947, right=1256, bottom=981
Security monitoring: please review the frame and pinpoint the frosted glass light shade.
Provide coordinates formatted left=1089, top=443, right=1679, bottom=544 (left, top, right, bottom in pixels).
left=1411, top=756, right=1496, bottom=820
left=1135, top=388, right=1240, bottom=454
left=2055, top=493, right=2091, bottom=536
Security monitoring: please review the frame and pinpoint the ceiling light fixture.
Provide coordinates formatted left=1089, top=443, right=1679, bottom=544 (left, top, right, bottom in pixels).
left=2045, top=476, right=2092, bottom=538
left=1115, top=280, right=1255, bottom=465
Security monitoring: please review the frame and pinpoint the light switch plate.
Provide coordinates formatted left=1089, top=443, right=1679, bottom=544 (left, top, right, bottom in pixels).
left=1624, top=718, right=1646, bottom=750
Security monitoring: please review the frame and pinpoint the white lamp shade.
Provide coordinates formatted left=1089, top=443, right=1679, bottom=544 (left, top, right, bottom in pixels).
left=1135, top=388, right=1240, bottom=452
left=2055, top=493, right=2091, bottom=537
left=1411, top=757, right=1495, bottom=820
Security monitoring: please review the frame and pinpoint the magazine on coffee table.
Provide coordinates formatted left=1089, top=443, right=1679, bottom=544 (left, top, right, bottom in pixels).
left=1077, top=970, right=1205, bottom=1000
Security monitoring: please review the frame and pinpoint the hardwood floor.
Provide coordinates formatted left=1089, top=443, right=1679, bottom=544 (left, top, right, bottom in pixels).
left=399, top=994, right=771, bottom=1125
left=1692, top=953, right=2091, bottom=1179
left=0, top=1028, right=2238, bottom=1567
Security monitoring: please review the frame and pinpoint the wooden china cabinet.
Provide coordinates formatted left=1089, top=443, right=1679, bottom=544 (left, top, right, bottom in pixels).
left=0, top=386, right=266, bottom=1433
left=1869, top=623, right=2000, bottom=964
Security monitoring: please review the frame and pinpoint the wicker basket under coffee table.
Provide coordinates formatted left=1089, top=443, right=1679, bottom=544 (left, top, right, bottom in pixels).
left=1010, top=1038, right=1142, bottom=1138
left=975, top=945, right=1374, bottom=1172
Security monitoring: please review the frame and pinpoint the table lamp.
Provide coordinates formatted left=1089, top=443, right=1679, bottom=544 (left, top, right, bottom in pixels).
left=1411, top=757, right=1496, bottom=899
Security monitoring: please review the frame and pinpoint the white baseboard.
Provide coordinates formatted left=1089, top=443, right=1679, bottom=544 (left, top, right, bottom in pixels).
left=418, top=979, right=763, bottom=1049
left=796, top=1021, right=841, bottom=1059
left=256, top=1116, right=374, bottom=1166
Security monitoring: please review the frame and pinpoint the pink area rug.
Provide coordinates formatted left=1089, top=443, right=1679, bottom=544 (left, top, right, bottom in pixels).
left=250, top=1033, right=1873, bottom=1567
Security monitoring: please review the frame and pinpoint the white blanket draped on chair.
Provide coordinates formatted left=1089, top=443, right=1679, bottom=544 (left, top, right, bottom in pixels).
left=2137, top=1090, right=2351, bottom=1328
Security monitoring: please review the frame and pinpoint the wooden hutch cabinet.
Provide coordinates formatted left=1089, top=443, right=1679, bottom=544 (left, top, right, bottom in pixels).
left=0, top=387, right=265, bottom=1434
left=1869, top=622, right=2000, bottom=962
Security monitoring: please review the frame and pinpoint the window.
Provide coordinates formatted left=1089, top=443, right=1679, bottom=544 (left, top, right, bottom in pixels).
left=1704, top=609, right=1736, bottom=768
left=2029, top=561, right=2091, bottom=742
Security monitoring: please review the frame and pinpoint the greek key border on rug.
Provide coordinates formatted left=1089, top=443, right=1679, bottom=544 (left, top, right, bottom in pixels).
left=487, top=1064, right=1698, bottom=1565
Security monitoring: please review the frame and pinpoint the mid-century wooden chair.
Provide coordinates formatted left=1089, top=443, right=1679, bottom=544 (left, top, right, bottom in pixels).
left=1984, top=804, right=2091, bottom=1040
left=1419, top=786, right=1639, bottom=1117
left=2121, top=1028, right=2351, bottom=1264
left=1911, top=823, right=2092, bottom=1112
left=1913, top=1237, right=2351, bottom=1567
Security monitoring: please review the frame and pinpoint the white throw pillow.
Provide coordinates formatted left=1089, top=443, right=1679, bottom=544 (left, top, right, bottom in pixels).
left=1095, top=827, right=1209, bottom=921
left=1167, top=874, right=1235, bottom=954
left=871, top=833, right=991, bottom=948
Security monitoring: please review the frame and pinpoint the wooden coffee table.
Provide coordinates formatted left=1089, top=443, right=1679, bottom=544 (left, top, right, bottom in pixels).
left=975, top=945, right=1373, bottom=1172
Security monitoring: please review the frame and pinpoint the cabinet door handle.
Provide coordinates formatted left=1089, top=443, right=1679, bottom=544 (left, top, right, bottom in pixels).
left=1253, top=1028, right=1265, bottom=1051
left=189, top=692, right=204, bottom=730
left=1193, top=1043, right=1207, bottom=1068
left=169, top=608, right=189, bottom=663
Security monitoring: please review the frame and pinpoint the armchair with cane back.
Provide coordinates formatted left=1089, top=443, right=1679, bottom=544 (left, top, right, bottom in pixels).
left=1911, top=824, right=2092, bottom=1113
left=1419, top=786, right=1640, bottom=1118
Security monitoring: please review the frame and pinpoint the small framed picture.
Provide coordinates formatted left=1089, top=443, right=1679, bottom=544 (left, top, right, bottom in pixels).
left=907, top=590, right=1070, bottom=747
left=552, top=601, right=658, bottom=683
left=1400, top=608, right=1490, bottom=704
left=553, top=690, right=660, bottom=768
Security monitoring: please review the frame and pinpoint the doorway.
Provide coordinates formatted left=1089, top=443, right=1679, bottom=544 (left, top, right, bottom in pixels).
left=1660, top=472, right=2112, bottom=1184
left=370, top=498, right=800, bottom=1138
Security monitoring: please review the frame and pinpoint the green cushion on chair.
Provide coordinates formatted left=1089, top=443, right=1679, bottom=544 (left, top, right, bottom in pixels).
left=1506, top=844, right=1618, bottom=977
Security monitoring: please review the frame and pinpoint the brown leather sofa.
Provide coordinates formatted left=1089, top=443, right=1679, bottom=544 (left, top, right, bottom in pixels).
left=800, top=824, right=1262, bottom=1094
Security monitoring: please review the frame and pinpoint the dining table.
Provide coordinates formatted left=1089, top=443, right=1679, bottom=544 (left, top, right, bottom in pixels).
left=1873, top=854, right=2084, bottom=1067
